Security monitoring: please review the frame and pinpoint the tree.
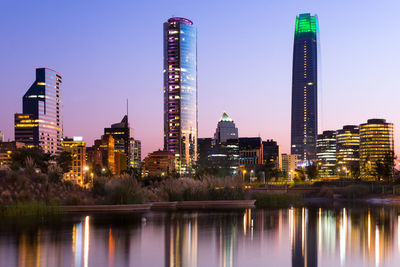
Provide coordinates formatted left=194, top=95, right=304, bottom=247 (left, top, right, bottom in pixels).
left=293, top=169, right=306, bottom=182
left=349, top=165, right=360, bottom=179
left=55, top=151, right=72, bottom=173
left=376, top=153, right=394, bottom=182
left=11, top=147, right=51, bottom=173
left=306, top=164, right=318, bottom=180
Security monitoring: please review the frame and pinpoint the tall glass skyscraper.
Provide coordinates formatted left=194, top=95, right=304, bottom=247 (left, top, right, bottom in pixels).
left=291, top=13, right=319, bottom=163
left=15, top=68, right=63, bottom=155
left=163, top=17, right=197, bottom=175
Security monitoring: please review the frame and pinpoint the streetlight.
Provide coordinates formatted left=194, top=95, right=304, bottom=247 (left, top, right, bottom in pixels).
left=242, top=169, right=247, bottom=183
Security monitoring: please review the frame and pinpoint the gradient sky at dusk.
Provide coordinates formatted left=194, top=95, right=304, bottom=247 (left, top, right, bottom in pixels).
left=1, top=0, right=400, bottom=158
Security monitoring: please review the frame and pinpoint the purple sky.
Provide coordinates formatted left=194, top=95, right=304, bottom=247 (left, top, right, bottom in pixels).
left=1, top=0, right=400, bottom=158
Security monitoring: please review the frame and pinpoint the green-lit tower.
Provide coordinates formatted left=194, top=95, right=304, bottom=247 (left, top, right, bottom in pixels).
left=291, top=13, right=319, bottom=164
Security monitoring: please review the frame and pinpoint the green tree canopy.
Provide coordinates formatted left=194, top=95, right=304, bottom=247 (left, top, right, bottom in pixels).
left=11, top=147, right=51, bottom=173
left=55, top=151, right=73, bottom=173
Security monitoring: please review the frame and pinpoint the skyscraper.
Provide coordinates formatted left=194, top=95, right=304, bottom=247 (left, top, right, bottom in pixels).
left=15, top=68, right=62, bottom=155
left=291, top=13, right=319, bottom=163
left=213, top=112, right=238, bottom=144
left=163, top=17, right=197, bottom=175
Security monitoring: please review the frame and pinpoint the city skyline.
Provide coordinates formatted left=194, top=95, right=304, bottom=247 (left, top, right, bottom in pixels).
left=1, top=1, right=400, bottom=158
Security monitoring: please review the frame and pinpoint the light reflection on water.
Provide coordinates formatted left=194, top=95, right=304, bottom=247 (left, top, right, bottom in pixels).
left=1, top=205, right=400, bottom=266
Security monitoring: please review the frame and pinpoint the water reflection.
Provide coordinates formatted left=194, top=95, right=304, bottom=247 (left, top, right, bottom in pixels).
left=1, top=206, right=400, bottom=266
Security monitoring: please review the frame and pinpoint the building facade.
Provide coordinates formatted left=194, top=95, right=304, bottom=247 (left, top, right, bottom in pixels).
left=209, top=139, right=240, bottom=176
left=130, top=139, right=141, bottom=169
left=291, top=13, right=318, bottom=163
left=14, top=68, right=63, bottom=155
left=262, top=139, right=280, bottom=169
left=61, top=137, right=86, bottom=185
left=214, top=112, right=238, bottom=144
left=336, top=125, right=360, bottom=177
left=0, top=141, right=25, bottom=167
left=14, top=114, right=36, bottom=148
left=316, top=131, right=336, bottom=177
left=105, top=115, right=140, bottom=170
left=197, top=138, right=212, bottom=170
left=281, top=154, right=299, bottom=179
left=143, top=150, right=176, bottom=177
left=163, top=17, right=197, bottom=175
left=360, top=119, right=394, bottom=179
left=239, top=138, right=263, bottom=166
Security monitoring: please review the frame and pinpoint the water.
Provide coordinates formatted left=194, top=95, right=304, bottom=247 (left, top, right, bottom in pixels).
left=1, top=204, right=400, bottom=267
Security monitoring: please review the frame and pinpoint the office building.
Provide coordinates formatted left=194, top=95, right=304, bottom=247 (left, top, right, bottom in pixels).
left=90, top=135, right=116, bottom=175
left=281, top=154, right=299, bottom=179
left=143, top=150, right=176, bottom=177
left=14, top=68, right=63, bottom=155
left=0, top=141, right=25, bottom=167
left=214, top=112, right=238, bottom=144
left=14, top=114, right=36, bottom=148
left=336, top=125, right=360, bottom=176
left=163, top=17, right=197, bottom=175
left=316, top=131, right=336, bottom=177
left=262, top=139, right=280, bottom=169
left=130, top=139, right=141, bottom=169
left=291, top=13, right=319, bottom=163
left=105, top=115, right=140, bottom=170
left=0, top=131, right=3, bottom=142
left=197, top=138, right=212, bottom=169
left=61, top=137, right=86, bottom=185
left=209, top=138, right=240, bottom=176
left=239, top=137, right=263, bottom=166
left=360, top=119, right=394, bottom=179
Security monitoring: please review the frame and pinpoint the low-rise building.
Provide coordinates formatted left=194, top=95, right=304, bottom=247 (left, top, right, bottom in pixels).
left=281, top=154, right=299, bottom=179
left=0, top=141, right=25, bottom=167
left=143, top=150, right=175, bottom=177
left=239, top=137, right=263, bottom=166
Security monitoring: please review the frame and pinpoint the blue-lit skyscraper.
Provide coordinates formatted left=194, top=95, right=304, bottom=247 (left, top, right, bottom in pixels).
left=163, top=17, right=197, bottom=175
left=291, top=13, right=319, bottom=163
left=14, top=68, right=63, bottom=155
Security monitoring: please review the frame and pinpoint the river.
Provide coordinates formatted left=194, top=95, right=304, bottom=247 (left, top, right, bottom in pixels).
left=1, top=204, right=399, bottom=266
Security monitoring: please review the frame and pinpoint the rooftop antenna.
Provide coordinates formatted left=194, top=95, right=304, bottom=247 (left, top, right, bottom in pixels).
left=126, top=98, right=129, bottom=120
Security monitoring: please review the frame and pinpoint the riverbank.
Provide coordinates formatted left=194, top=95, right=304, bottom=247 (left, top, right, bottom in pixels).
left=59, top=200, right=256, bottom=213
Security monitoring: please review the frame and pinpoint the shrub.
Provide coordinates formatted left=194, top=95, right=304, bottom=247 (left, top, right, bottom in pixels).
left=105, top=178, right=147, bottom=204
left=92, top=176, right=107, bottom=196
left=0, top=202, right=59, bottom=217
left=254, top=193, right=303, bottom=209
left=153, top=177, right=246, bottom=202
left=48, top=165, right=63, bottom=183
